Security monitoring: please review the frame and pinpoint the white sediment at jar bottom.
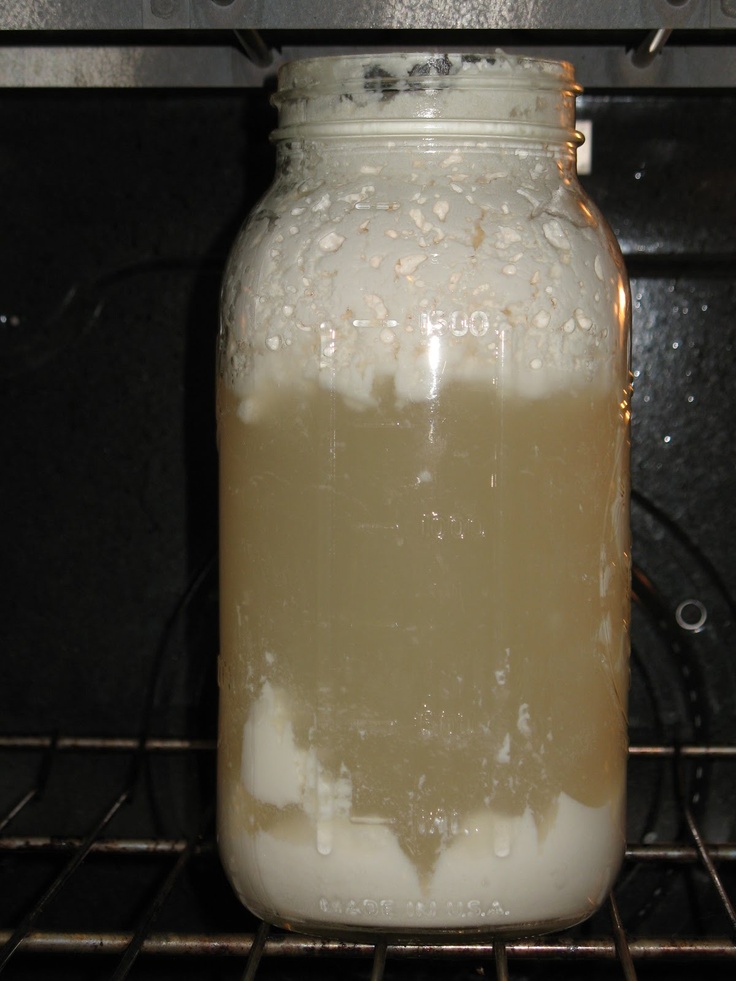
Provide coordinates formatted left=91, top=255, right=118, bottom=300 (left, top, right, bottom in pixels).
left=221, top=792, right=621, bottom=929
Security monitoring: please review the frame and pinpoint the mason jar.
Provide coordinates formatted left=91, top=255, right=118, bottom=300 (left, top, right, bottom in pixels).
left=217, top=51, right=631, bottom=939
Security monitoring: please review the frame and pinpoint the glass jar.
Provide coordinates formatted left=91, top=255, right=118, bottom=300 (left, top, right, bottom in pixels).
left=217, top=52, right=631, bottom=940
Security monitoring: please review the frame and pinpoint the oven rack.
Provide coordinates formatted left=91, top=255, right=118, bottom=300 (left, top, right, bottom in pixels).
left=1, top=736, right=735, bottom=980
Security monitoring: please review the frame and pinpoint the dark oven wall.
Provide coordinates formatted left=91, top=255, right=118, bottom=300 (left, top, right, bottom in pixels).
left=0, top=86, right=735, bottom=979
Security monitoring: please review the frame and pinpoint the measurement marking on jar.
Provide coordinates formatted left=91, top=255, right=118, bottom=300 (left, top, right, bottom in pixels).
left=351, top=318, right=399, bottom=328
left=422, top=511, right=486, bottom=541
left=355, top=522, right=401, bottom=533
left=349, top=815, right=395, bottom=826
left=420, top=309, right=491, bottom=338
left=354, top=201, right=400, bottom=211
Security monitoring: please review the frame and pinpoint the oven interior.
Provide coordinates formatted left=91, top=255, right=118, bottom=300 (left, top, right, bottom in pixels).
left=1, top=9, right=736, bottom=980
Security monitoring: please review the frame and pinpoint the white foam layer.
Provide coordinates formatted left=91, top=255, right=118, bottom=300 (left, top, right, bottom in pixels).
left=221, top=142, right=627, bottom=419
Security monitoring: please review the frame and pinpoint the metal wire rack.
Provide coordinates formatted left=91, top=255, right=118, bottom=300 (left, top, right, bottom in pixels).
left=1, top=735, right=735, bottom=980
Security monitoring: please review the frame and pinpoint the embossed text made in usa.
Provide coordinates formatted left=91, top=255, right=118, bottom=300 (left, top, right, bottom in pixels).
left=319, top=897, right=510, bottom=919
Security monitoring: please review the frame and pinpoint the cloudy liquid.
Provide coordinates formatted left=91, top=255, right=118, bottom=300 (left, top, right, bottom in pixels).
left=217, top=376, right=629, bottom=927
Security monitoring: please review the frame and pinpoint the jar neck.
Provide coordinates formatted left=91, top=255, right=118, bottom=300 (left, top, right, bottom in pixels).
left=271, top=52, right=582, bottom=148
left=274, top=137, right=579, bottom=186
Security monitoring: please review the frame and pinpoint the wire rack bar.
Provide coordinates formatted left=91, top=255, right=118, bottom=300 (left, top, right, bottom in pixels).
left=493, top=940, right=509, bottom=980
left=608, top=894, right=638, bottom=980
left=109, top=806, right=214, bottom=981
left=241, top=921, right=270, bottom=981
left=1, top=931, right=734, bottom=960
left=0, top=784, right=134, bottom=973
left=369, top=940, right=388, bottom=981
left=2, top=836, right=734, bottom=863
left=0, top=736, right=216, bottom=752
left=0, top=790, right=37, bottom=835
left=675, top=750, right=736, bottom=936
left=628, top=746, right=736, bottom=759
left=0, top=735, right=56, bottom=833
left=110, top=853, right=191, bottom=980
left=2, top=736, right=736, bottom=757
left=0, top=836, right=198, bottom=854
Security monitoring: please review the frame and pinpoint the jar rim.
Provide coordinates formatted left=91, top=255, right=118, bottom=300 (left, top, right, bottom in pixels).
left=273, top=51, right=581, bottom=100
left=271, top=51, right=582, bottom=145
